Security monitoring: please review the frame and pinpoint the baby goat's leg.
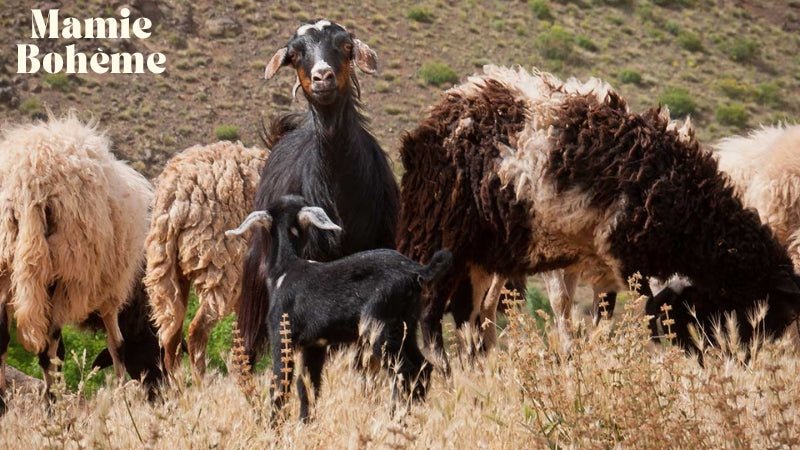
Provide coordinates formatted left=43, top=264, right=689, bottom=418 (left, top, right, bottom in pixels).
left=270, top=341, right=294, bottom=423
left=297, top=346, right=325, bottom=422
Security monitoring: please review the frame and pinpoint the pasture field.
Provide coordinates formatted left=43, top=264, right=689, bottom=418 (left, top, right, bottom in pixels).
left=1, top=286, right=799, bottom=448
left=2, top=0, right=800, bottom=448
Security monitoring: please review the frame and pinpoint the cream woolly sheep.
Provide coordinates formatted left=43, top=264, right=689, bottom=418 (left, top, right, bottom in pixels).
left=144, top=141, right=267, bottom=380
left=0, top=115, right=152, bottom=400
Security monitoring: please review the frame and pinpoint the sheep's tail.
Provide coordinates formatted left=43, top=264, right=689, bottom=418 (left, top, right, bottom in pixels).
left=143, top=191, right=188, bottom=348
left=238, top=231, right=272, bottom=363
left=6, top=200, right=53, bottom=353
left=418, top=250, right=453, bottom=283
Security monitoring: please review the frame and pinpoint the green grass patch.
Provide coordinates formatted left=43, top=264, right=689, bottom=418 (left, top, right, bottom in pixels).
left=529, top=0, right=553, bottom=20
left=619, top=69, right=642, bottom=85
left=756, top=82, right=782, bottom=107
left=214, top=124, right=240, bottom=141
left=407, top=7, right=435, bottom=23
left=419, top=62, right=459, bottom=86
left=659, top=87, right=696, bottom=117
left=715, top=78, right=753, bottom=100
left=18, top=97, right=42, bottom=116
left=725, top=37, right=760, bottom=63
left=716, top=103, right=749, bottom=128
left=677, top=31, right=703, bottom=52
left=576, top=35, right=598, bottom=52
left=43, top=73, right=72, bottom=92
left=536, top=25, right=575, bottom=61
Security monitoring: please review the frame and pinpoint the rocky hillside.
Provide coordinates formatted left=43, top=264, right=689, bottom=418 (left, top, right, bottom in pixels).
left=1, top=0, right=798, bottom=178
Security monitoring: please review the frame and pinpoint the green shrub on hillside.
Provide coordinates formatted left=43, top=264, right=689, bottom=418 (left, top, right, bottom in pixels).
left=536, top=25, right=575, bottom=61
left=576, top=35, right=599, bottom=52
left=529, top=0, right=553, bottom=20
left=43, top=73, right=72, bottom=92
left=419, top=62, right=459, bottom=86
left=659, top=87, right=696, bottom=117
left=619, top=69, right=642, bottom=85
left=725, top=37, right=760, bottom=63
left=756, top=82, right=782, bottom=107
left=716, top=103, right=749, bottom=128
left=715, top=78, right=753, bottom=100
left=407, top=7, right=435, bottom=23
left=677, top=31, right=703, bottom=52
left=215, top=125, right=240, bottom=141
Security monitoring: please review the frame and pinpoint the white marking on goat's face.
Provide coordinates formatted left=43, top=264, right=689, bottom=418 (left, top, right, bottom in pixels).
left=296, top=20, right=332, bottom=36
left=276, top=274, right=286, bottom=289
left=311, top=59, right=332, bottom=76
left=290, top=227, right=300, bottom=237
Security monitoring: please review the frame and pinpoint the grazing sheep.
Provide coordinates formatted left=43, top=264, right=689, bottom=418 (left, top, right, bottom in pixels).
left=572, top=124, right=800, bottom=328
left=397, top=65, right=800, bottom=358
left=228, top=195, right=444, bottom=422
left=144, top=141, right=267, bottom=380
left=0, top=115, right=152, bottom=403
left=239, top=20, right=398, bottom=362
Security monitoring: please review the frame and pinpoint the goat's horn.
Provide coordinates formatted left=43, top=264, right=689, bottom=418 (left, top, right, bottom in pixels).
left=292, top=77, right=301, bottom=102
left=225, top=211, right=272, bottom=237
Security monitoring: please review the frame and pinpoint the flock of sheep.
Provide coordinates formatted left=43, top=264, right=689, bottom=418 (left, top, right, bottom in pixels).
left=1, top=19, right=799, bottom=420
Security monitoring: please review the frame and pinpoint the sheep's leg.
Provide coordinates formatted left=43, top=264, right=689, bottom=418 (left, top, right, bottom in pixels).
left=456, top=267, right=493, bottom=358
left=297, top=346, right=325, bottom=422
left=480, top=275, right=507, bottom=352
left=37, top=329, right=62, bottom=402
left=161, top=277, right=190, bottom=378
left=269, top=341, right=294, bottom=424
left=0, top=305, right=9, bottom=415
left=100, top=312, right=125, bottom=381
left=591, top=279, right=618, bottom=325
left=187, top=297, right=220, bottom=384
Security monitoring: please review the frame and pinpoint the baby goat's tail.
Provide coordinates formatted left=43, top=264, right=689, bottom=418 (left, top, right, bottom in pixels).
left=418, top=250, right=453, bottom=283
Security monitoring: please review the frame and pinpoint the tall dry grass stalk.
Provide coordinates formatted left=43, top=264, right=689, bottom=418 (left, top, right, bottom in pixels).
left=1, top=284, right=799, bottom=449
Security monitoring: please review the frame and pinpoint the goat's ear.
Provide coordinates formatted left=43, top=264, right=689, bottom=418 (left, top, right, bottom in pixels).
left=353, top=39, right=377, bottom=75
left=298, top=207, right=342, bottom=231
left=265, top=47, right=288, bottom=80
left=92, top=349, right=113, bottom=370
left=226, top=211, right=273, bottom=237
left=771, top=270, right=800, bottom=296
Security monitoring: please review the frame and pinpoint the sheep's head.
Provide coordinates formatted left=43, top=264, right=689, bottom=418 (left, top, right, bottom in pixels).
left=264, top=19, right=377, bottom=107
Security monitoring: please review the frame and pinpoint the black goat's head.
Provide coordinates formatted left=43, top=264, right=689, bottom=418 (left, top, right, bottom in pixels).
left=264, top=19, right=377, bottom=106
left=227, top=195, right=341, bottom=251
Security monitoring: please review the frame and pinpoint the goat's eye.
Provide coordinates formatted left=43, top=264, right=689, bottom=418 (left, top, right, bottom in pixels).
left=287, top=49, right=301, bottom=64
left=343, top=43, right=353, bottom=55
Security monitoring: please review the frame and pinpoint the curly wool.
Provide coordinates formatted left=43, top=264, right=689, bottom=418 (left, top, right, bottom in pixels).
left=144, top=141, right=267, bottom=347
left=0, top=115, right=152, bottom=353
left=715, top=125, right=800, bottom=270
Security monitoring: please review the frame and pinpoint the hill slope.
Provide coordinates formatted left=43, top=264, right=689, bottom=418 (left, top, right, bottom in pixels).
left=1, top=0, right=799, bottom=178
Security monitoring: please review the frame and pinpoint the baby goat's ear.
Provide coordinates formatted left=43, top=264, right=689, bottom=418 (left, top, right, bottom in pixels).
left=226, top=211, right=273, bottom=237
left=298, top=207, right=342, bottom=231
left=353, top=39, right=377, bottom=75
left=265, top=47, right=288, bottom=80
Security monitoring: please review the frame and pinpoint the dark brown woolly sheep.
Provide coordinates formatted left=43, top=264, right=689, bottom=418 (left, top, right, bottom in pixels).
left=398, top=65, right=800, bottom=358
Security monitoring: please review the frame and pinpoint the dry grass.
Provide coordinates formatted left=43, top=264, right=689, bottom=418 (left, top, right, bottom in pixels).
left=2, top=283, right=799, bottom=449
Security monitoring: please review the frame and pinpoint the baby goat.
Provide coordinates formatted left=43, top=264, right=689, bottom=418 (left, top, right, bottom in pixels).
left=227, top=195, right=449, bottom=421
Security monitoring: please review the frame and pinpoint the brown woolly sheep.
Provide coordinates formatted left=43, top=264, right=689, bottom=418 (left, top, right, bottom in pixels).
left=398, top=65, right=800, bottom=360
left=144, top=141, right=267, bottom=381
left=0, top=115, right=152, bottom=402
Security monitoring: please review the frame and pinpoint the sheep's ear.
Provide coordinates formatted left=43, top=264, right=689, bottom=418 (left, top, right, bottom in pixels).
left=353, top=39, right=377, bottom=75
left=265, top=47, right=288, bottom=80
left=298, top=207, right=342, bottom=231
left=226, top=211, right=272, bottom=237
left=92, top=349, right=113, bottom=370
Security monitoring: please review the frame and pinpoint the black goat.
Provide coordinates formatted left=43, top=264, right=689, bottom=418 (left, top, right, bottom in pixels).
left=228, top=195, right=448, bottom=421
left=239, top=20, right=399, bottom=361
